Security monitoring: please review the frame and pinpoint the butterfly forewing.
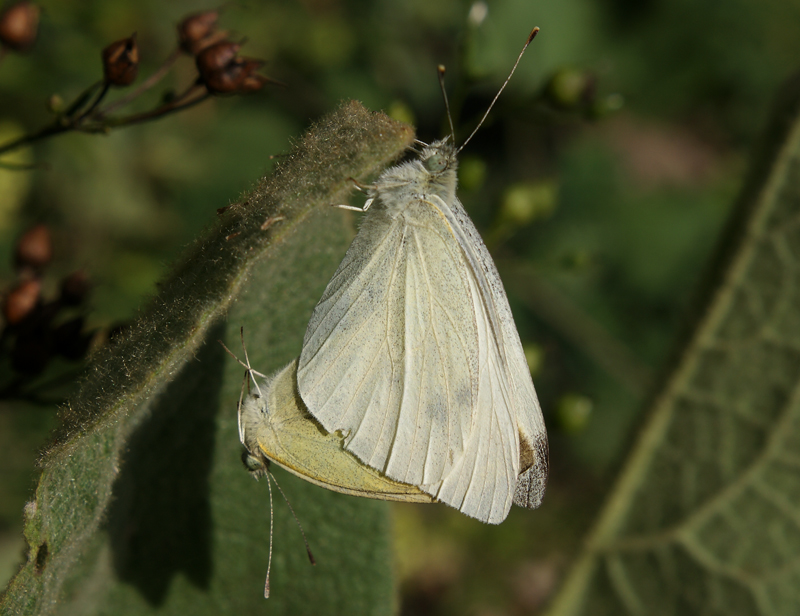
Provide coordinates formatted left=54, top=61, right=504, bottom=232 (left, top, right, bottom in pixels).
left=298, top=178, right=543, bottom=523
left=298, top=201, right=481, bottom=490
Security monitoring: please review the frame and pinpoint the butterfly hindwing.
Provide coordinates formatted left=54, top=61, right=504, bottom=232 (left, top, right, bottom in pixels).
left=438, top=194, right=548, bottom=511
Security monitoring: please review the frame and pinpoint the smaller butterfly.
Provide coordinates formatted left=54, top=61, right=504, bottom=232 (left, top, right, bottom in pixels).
left=221, top=329, right=433, bottom=598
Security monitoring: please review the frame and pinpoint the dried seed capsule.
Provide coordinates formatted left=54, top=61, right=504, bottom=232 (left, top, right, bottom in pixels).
left=3, top=279, right=41, bottom=325
left=203, top=57, right=266, bottom=94
left=0, top=1, right=40, bottom=51
left=178, top=10, right=219, bottom=54
left=195, top=40, right=240, bottom=75
left=239, top=69, right=271, bottom=93
left=102, top=33, right=139, bottom=87
left=14, top=224, right=52, bottom=272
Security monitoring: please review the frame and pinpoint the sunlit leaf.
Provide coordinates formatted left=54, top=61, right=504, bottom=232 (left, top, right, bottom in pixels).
left=546, top=72, right=800, bottom=616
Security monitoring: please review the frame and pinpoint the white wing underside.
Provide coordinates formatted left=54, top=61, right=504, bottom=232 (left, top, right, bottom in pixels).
left=298, top=195, right=545, bottom=524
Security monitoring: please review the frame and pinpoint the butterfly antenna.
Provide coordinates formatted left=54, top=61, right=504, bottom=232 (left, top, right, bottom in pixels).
left=269, top=469, right=317, bottom=566
left=437, top=65, right=456, bottom=144
left=263, top=470, right=275, bottom=598
left=219, top=327, right=270, bottom=441
left=218, top=338, right=255, bottom=442
left=218, top=334, right=267, bottom=385
left=457, top=26, right=539, bottom=154
left=239, top=327, right=263, bottom=397
left=237, top=368, right=248, bottom=443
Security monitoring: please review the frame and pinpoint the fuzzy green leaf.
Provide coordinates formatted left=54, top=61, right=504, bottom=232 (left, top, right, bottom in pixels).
left=0, top=101, right=414, bottom=616
left=545, top=73, right=800, bottom=615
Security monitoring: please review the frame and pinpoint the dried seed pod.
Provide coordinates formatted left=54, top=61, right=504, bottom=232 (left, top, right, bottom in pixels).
left=195, top=40, right=240, bottom=75
left=203, top=56, right=266, bottom=94
left=239, top=72, right=271, bottom=93
left=0, top=1, right=40, bottom=51
left=178, top=10, right=219, bottom=54
left=59, top=270, right=91, bottom=306
left=102, top=33, right=139, bottom=87
left=14, top=224, right=52, bottom=272
left=188, top=28, right=229, bottom=55
left=3, top=279, right=41, bottom=325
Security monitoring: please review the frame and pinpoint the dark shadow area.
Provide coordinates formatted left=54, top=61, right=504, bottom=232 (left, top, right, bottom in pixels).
left=600, top=0, right=658, bottom=27
left=105, top=321, right=226, bottom=605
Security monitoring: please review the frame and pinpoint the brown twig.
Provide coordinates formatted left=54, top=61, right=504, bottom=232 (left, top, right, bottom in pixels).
left=76, top=81, right=111, bottom=121
left=0, top=14, right=274, bottom=164
left=97, top=47, right=182, bottom=117
left=0, top=122, right=71, bottom=157
left=98, top=87, right=210, bottom=129
left=0, top=80, right=209, bottom=158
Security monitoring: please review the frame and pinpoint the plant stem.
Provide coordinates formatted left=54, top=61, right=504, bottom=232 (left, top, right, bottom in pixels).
left=0, top=82, right=211, bottom=161
left=63, top=80, right=104, bottom=118
left=97, top=47, right=182, bottom=118
left=99, top=87, right=209, bottom=129
left=77, top=81, right=111, bottom=120
left=0, top=121, right=71, bottom=157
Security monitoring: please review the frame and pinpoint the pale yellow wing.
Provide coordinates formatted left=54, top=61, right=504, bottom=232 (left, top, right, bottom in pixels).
left=239, top=360, right=435, bottom=503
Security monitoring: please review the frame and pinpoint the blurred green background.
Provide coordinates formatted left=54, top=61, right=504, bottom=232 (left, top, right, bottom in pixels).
left=1, top=0, right=798, bottom=613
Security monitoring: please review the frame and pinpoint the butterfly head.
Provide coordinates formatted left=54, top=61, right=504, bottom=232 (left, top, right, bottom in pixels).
left=242, top=448, right=270, bottom=479
left=418, top=138, right=458, bottom=200
left=421, top=141, right=455, bottom=173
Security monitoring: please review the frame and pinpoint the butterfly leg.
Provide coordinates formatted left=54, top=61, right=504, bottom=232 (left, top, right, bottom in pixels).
left=333, top=197, right=375, bottom=212
left=346, top=176, right=373, bottom=192
left=333, top=176, right=376, bottom=211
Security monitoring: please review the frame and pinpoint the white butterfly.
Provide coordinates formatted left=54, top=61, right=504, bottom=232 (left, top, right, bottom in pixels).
left=296, top=28, right=547, bottom=525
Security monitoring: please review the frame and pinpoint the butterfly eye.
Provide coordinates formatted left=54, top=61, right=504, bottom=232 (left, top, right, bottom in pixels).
left=242, top=449, right=268, bottom=476
left=424, top=153, right=447, bottom=173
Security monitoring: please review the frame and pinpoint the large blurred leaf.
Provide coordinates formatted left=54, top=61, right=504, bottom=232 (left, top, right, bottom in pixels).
left=0, top=101, right=414, bottom=615
left=546, top=72, right=800, bottom=615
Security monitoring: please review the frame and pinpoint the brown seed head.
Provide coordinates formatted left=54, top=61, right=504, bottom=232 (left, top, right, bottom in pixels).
left=178, top=10, right=219, bottom=54
left=205, top=57, right=268, bottom=94
left=3, top=279, right=41, bottom=325
left=14, top=224, right=52, bottom=272
left=0, top=1, right=40, bottom=51
left=196, top=40, right=240, bottom=75
left=102, top=33, right=139, bottom=86
left=189, top=28, right=229, bottom=55
left=239, top=70, right=271, bottom=93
